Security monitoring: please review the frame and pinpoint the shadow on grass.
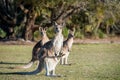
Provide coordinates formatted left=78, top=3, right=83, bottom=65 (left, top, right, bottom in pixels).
left=0, top=61, right=26, bottom=69
left=0, top=61, right=26, bottom=65
left=0, top=71, right=66, bottom=77
left=0, top=71, right=36, bottom=75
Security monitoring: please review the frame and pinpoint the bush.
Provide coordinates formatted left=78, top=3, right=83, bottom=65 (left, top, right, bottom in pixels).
left=98, top=29, right=106, bottom=39
left=62, top=27, right=68, bottom=38
left=0, top=28, right=6, bottom=38
left=75, top=31, right=85, bottom=39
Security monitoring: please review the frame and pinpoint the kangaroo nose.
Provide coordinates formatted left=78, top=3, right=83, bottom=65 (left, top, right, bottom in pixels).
left=40, top=32, right=43, bottom=35
left=55, top=53, right=57, bottom=56
left=55, top=53, right=58, bottom=56
left=55, top=29, right=59, bottom=33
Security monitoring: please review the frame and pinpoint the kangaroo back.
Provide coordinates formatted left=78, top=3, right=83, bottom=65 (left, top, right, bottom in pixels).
left=32, top=27, right=49, bottom=61
left=14, top=27, right=49, bottom=69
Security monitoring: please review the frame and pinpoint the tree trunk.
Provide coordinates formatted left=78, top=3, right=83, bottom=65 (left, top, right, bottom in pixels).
left=0, top=24, right=15, bottom=40
left=106, top=24, right=110, bottom=35
left=7, top=27, right=15, bottom=39
left=24, top=13, right=37, bottom=41
left=93, top=20, right=101, bottom=38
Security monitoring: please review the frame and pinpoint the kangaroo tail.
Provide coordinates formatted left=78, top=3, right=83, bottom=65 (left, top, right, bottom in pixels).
left=22, top=61, right=44, bottom=75
left=14, top=61, right=34, bottom=69
left=8, top=61, right=44, bottom=75
left=33, top=61, right=44, bottom=74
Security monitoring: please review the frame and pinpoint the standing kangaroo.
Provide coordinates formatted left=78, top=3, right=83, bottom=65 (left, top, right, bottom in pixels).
left=14, top=27, right=49, bottom=69
left=60, top=29, right=75, bottom=65
left=29, top=22, right=64, bottom=77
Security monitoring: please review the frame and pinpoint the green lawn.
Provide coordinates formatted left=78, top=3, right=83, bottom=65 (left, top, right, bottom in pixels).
left=0, top=44, right=120, bottom=80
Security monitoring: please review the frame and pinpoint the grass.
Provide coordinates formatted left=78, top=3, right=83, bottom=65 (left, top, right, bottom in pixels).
left=0, top=44, right=120, bottom=80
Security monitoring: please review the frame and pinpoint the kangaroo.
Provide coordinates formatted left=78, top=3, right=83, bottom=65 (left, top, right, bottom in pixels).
left=29, top=22, right=64, bottom=77
left=14, top=27, right=49, bottom=69
left=60, top=28, right=75, bottom=65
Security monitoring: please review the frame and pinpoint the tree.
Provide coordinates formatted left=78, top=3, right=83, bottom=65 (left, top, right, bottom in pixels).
left=0, top=0, right=17, bottom=39
left=1, top=0, right=119, bottom=40
left=0, top=0, right=86, bottom=40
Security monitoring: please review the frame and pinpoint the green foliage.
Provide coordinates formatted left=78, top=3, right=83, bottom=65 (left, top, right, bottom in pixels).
left=14, top=26, right=21, bottom=38
left=46, top=27, right=54, bottom=39
left=33, top=31, right=40, bottom=41
left=62, top=27, right=68, bottom=38
left=75, top=28, right=85, bottom=39
left=98, top=29, right=106, bottom=39
left=75, top=31, right=85, bottom=39
left=1, top=0, right=120, bottom=40
left=0, top=28, right=6, bottom=38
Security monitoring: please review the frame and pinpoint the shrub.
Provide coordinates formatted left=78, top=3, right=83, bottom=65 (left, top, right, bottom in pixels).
left=0, top=28, right=6, bottom=38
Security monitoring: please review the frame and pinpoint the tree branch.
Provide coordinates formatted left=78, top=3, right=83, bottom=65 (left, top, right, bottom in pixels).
left=0, top=12, right=16, bottom=25
left=19, top=4, right=29, bottom=14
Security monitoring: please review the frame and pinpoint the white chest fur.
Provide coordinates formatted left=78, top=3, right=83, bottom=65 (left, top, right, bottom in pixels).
left=53, top=34, right=63, bottom=54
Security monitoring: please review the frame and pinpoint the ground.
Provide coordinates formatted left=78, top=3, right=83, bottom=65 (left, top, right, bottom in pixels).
left=0, top=37, right=120, bottom=45
left=0, top=43, right=120, bottom=80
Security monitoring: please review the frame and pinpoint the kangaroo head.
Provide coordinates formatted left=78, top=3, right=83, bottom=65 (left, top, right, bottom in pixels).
left=53, top=22, right=64, bottom=34
left=68, top=28, right=75, bottom=37
left=39, top=27, right=47, bottom=37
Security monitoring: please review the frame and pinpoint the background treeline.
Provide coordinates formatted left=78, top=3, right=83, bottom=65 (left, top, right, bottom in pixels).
left=0, top=0, right=120, bottom=41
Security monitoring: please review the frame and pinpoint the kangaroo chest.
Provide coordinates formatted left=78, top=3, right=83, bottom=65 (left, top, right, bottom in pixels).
left=64, top=38, right=73, bottom=51
left=41, top=37, right=49, bottom=45
left=67, top=38, right=73, bottom=49
left=53, top=35, right=63, bottom=52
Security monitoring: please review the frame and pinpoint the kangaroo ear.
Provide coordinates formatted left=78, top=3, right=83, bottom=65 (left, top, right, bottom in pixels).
left=72, top=27, right=75, bottom=32
left=53, top=22, right=58, bottom=26
left=44, top=27, right=48, bottom=31
left=61, top=22, right=65, bottom=27
left=69, top=28, right=75, bottom=34
left=39, top=27, right=43, bottom=31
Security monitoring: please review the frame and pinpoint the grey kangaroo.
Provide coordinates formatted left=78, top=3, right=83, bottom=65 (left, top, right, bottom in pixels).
left=14, top=27, right=49, bottom=69
left=29, top=22, right=64, bottom=77
left=60, top=28, right=75, bottom=65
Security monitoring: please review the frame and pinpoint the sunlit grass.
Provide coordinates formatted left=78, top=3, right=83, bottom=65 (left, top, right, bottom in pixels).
left=0, top=44, right=120, bottom=80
